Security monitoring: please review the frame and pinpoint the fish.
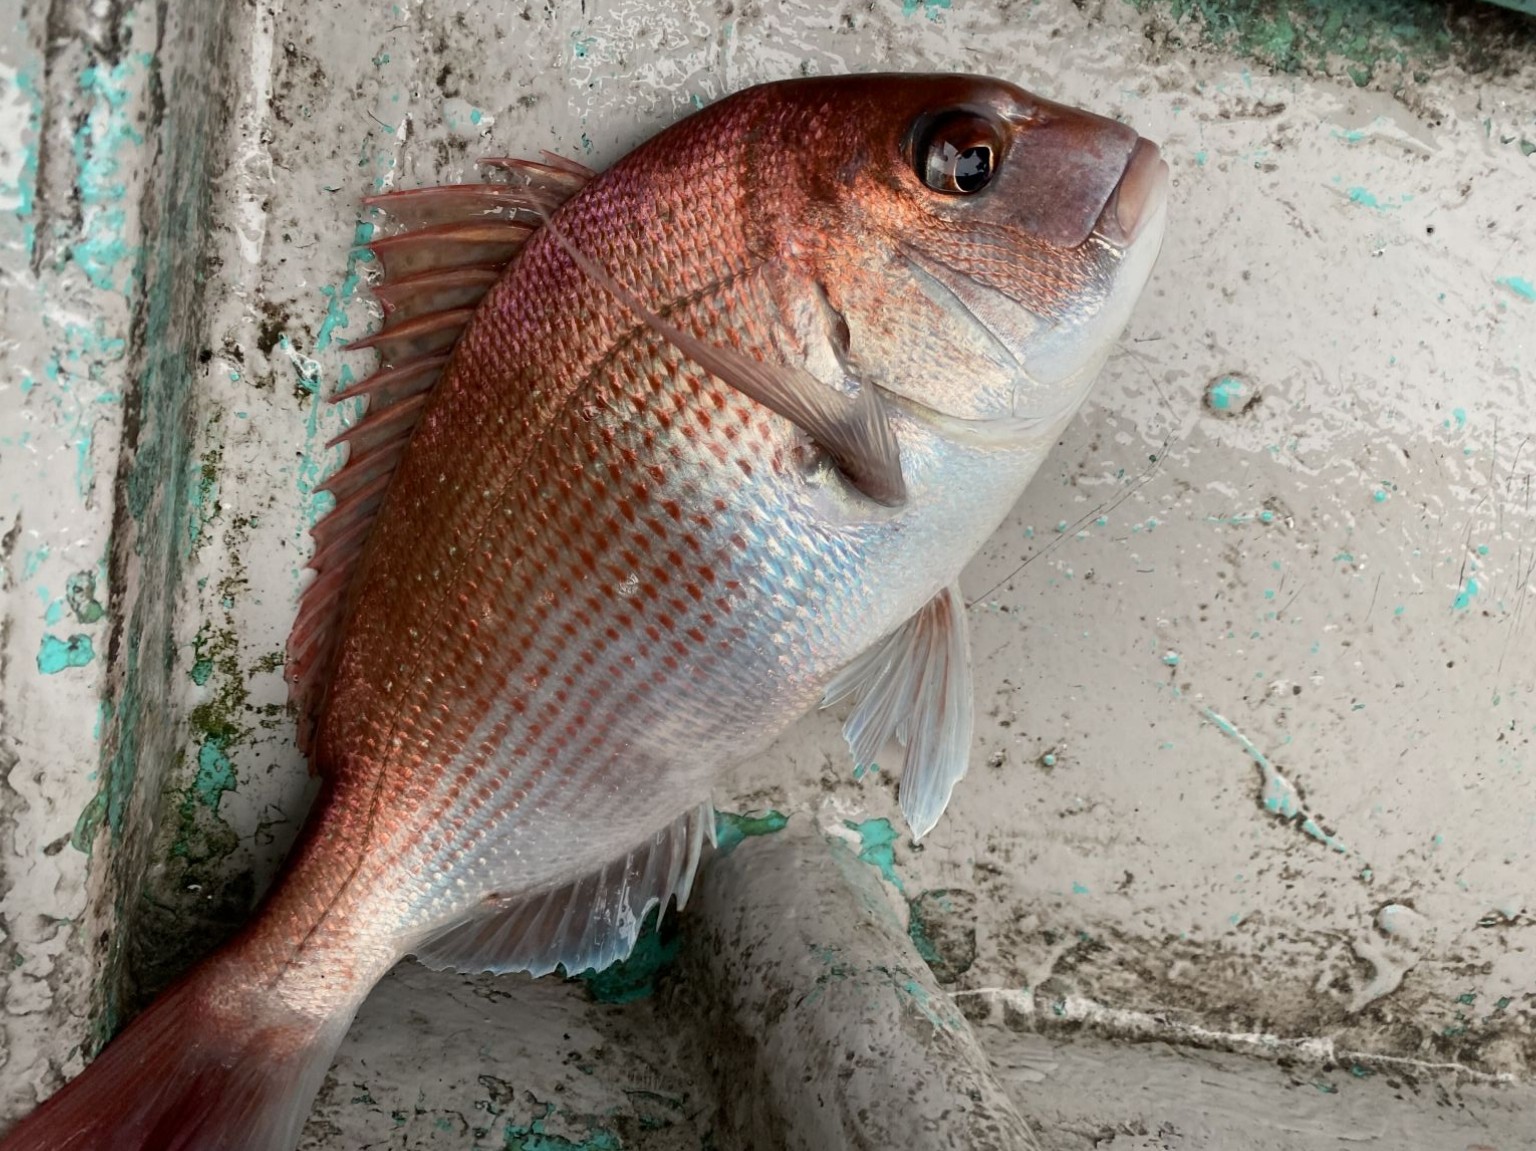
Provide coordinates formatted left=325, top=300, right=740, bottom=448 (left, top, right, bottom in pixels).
left=0, top=72, right=1168, bottom=1150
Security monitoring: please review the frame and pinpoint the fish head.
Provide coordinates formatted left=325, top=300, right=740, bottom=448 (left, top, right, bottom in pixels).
left=771, top=74, right=1169, bottom=436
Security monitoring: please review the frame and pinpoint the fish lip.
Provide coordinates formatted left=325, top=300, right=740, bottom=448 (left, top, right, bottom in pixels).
left=1092, top=139, right=1169, bottom=249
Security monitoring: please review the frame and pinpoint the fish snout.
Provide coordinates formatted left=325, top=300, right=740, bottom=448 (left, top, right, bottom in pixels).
left=1093, top=139, right=1170, bottom=249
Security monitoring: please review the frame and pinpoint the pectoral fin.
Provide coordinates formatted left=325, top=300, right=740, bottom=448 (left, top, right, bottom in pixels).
left=541, top=216, right=905, bottom=505
left=823, top=585, right=975, bottom=841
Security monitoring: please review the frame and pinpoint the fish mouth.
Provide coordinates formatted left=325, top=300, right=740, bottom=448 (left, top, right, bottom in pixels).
left=1092, top=139, right=1169, bottom=249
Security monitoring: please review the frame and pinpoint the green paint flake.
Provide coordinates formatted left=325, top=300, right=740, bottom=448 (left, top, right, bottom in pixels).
left=1345, top=186, right=1398, bottom=210
left=845, top=817, right=904, bottom=891
left=1496, top=275, right=1535, bottom=301
left=1453, top=577, right=1479, bottom=611
left=65, top=570, right=105, bottom=622
left=315, top=270, right=362, bottom=351
left=502, top=1102, right=621, bottom=1151
left=70, top=60, right=146, bottom=291
left=71, top=793, right=107, bottom=853
left=714, top=808, right=788, bottom=855
left=1206, top=709, right=1352, bottom=854
left=1207, top=375, right=1248, bottom=410
left=908, top=916, right=941, bottom=968
left=37, top=633, right=95, bottom=673
left=193, top=738, right=236, bottom=810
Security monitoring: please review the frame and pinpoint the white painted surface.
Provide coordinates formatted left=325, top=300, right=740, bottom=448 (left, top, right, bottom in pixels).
left=1, top=0, right=1534, bottom=1145
left=0, top=0, right=158, bottom=1116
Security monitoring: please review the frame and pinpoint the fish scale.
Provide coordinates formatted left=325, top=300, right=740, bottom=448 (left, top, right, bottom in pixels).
left=0, top=73, right=1168, bottom=1151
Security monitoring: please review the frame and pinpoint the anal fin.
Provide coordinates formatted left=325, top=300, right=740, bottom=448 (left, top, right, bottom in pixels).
left=822, top=583, right=974, bottom=841
left=411, top=801, right=716, bottom=978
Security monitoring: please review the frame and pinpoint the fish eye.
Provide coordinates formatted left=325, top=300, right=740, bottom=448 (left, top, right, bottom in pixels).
left=913, top=112, right=1004, bottom=195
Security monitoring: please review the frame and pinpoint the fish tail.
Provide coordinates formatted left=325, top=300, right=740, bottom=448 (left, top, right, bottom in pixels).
left=0, top=953, right=354, bottom=1151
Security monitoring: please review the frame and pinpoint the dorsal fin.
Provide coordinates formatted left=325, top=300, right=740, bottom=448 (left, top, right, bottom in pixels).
left=411, top=801, right=716, bottom=978
left=285, top=156, right=594, bottom=756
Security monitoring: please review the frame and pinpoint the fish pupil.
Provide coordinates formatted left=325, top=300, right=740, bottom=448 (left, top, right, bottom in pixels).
left=953, top=146, right=992, bottom=193
left=915, top=112, right=1001, bottom=195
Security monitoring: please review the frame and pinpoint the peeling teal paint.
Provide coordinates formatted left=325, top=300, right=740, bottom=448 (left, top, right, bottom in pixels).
left=71, top=59, right=147, bottom=292
left=282, top=334, right=341, bottom=530
left=1496, top=275, right=1535, bottom=301
left=66, top=570, right=106, bottom=622
left=1207, top=711, right=1296, bottom=818
left=503, top=1102, right=620, bottom=1151
left=1453, top=577, right=1479, bottom=610
left=1207, top=376, right=1248, bottom=410
left=37, top=633, right=95, bottom=673
left=903, top=0, right=953, bottom=18
left=315, top=270, right=362, bottom=351
left=714, top=808, right=788, bottom=855
left=845, top=817, right=904, bottom=891
left=1204, top=708, right=1351, bottom=855
left=71, top=793, right=107, bottom=854
left=192, top=738, right=236, bottom=811
left=22, top=544, right=49, bottom=579
left=1345, top=186, right=1397, bottom=210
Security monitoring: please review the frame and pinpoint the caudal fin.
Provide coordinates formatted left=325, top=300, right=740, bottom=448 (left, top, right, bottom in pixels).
left=0, top=963, right=351, bottom=1151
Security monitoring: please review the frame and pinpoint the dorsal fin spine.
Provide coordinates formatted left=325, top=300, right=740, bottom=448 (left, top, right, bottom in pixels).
left=284, top=157, right=593, bottom=756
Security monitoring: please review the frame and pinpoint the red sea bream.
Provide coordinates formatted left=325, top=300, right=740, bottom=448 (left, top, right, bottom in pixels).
left=1, top=73, right=1168, bottom=1150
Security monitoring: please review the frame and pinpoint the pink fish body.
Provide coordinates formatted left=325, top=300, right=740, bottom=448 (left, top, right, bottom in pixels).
left=2, top=73, right=1167, bottom=1150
